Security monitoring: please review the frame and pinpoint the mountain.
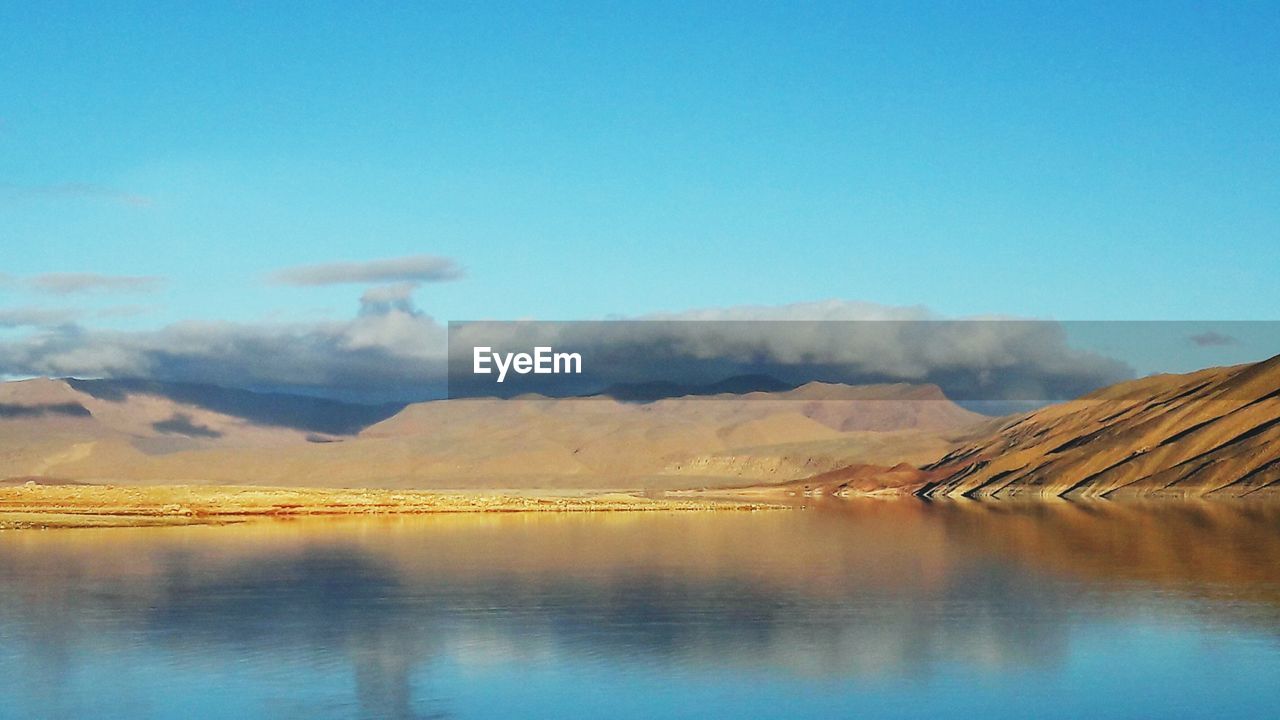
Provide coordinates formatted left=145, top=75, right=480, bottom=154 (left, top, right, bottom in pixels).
left=594, top=374, right=795, bottom=401
left=918, top=354, right=1280, bottom=499
left=351, top=382, right=984, bottom=487
left=0, top=378, right=984, bottom=488
left=0, top=378, right=403, bottom=480
left=13, top=357, right=1280, bottom=499
left=67, top=379, right=404, bottom=435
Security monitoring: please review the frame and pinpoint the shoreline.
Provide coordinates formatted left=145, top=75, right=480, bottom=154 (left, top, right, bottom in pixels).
left=0, top=483, right=781, bottom=530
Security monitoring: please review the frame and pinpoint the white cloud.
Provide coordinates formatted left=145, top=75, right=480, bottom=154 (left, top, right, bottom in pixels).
left=0, top=291, right=447, bottom=400
left=0, top=298, right=1132, bottom=402
left=30, top=273, right=165, bottom=295
left=0, top=307, right=79, bottom=328
left=270, top=255, right=463, bottom=286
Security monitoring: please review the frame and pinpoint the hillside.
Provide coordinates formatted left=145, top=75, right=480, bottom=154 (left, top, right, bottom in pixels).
left=0, top=378, right=983, bottom=488
left=14, top=357, right=1280, bottom=499
left=0, top=377, right=399, bottom=477
left=919, top=354, right=1280, bottom=499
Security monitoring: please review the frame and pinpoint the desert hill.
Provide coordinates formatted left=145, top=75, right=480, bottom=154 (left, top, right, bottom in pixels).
left=916, top=354, right=1280, bottom=499
left=67, top=379, right=404, bottom=435
left=0, top=377, right=395, bottom=476
left=592, top=373, right=795, bottom=401
left=0, top=378, right=984, bottom=488
left=7, top=355, right=1279, bottom=498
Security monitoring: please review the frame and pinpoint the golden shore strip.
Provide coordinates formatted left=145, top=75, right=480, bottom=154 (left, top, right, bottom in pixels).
left=0, top=483, right=780, bottom=529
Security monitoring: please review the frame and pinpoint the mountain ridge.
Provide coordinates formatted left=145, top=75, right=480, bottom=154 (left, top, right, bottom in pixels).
left=0, top=376, right=983, bottom=488
left=912, top=355, right=1280, bottom=498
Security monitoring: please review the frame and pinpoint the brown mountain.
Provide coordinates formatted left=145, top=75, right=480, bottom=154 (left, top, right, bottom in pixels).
left=709, top=461, right=933, bottom=497
left=917, top=354, right=1280, bottom=499
left=0, top=378, right=984, bottom=489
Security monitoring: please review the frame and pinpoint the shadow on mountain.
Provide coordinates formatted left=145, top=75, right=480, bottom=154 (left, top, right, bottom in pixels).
left=152, top=413, right=223, bottom=439
left=0, top=402, right=91, bottom=418
left=67, top=378, right=404, bottom=435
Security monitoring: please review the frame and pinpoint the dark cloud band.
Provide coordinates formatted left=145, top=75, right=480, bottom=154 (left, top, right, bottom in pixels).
left=4, top=298, right=1269, bottom=405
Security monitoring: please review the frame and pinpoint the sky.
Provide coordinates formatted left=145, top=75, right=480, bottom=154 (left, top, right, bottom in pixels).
left=2, top=2, right=1278, bottom=398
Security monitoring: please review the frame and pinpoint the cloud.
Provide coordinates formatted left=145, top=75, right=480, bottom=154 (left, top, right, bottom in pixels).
left=0, top=291, right=448, bottom=402
left=30, top=273, right=165, bottom=295
left=449, top=301, right=1135, bottom=402
left=0, top=298, right=1133, bottom=404
left=0, top=182, right=153, bottom=207
left=359, top=283, right=420, bottom=316
left=1188, top=331, right=1237, bottom=347
left=0, top=307, right=78, bottom=328
left=270, top=255, right=464, bottom=286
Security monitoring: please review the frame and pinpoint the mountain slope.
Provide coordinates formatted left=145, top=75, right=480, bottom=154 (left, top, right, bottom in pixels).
left=920, top=354, right=1280, bottom=499
left=0, top=379, right=984, bottom=488
left=0, top=378, right=401, bottom=480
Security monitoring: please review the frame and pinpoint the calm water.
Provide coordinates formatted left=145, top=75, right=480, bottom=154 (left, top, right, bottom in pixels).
left=2, top=501, right=1280, bottom=720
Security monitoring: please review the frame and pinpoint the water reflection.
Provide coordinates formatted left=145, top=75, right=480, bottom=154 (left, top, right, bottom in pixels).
left=1, top=501, right=1279, bottom=719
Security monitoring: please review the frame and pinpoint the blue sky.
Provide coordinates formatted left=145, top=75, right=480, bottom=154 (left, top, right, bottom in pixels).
left=1, top=2, right=1278, bottom=395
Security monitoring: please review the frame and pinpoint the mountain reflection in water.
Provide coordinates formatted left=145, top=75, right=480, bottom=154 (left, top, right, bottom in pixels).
left=1, top=501, right=1279, bottom=719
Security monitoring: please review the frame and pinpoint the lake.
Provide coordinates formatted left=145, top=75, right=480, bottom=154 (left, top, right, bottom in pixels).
left=2, top=500, right=1279, bottom=719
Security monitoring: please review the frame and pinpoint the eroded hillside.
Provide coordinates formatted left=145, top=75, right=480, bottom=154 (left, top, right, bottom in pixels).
left=920, top=355, right=1280, bottom=499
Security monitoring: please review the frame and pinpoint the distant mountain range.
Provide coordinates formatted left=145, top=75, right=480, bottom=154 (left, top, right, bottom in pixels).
left=0, top=376, right=980, bottom=488
left=593, top=374, right=795, bottom=401
left=2, top=356, right=1278, bottom=499
left=65, top=378, right=405, bottom=435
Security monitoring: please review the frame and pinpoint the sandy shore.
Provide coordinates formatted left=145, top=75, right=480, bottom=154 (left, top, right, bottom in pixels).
left=0, top=483, right=779, bottom=529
